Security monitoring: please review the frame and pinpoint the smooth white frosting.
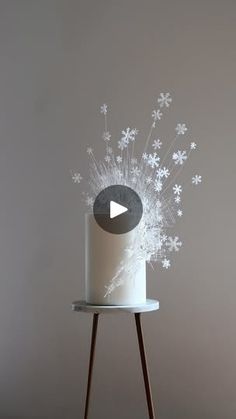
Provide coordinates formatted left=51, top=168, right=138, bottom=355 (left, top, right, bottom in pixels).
left=85, top=214, right=146, bottom=305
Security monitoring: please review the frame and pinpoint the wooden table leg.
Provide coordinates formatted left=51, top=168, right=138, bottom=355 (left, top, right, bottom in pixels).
left=84, top=313, right=99, bottom=419
left=135, top=313, right=156, bottom=419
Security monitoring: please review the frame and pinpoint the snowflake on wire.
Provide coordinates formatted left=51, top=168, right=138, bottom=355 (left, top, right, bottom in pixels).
left=160, top=233, right=167, bottom=242
left=73, top=94, right=203, bottom=297
left=162, top=258, right=170, bottom=269
left=176, top=123, right=187, bottom=135
left=172, top=150, right=187, bottom=165
left=131, top=166, right=141, bottom=177
left=121, top=128, right=136, bottom=144
left=72, top=172, right=82, bottom=183
left=152, top=139, right=162, bottom=150
left=87, top=147, right=93, bottom=155
left=118, top=139, right=127, bottom=151
left=107, top=146, right=113, bottom=154
left=146, top=176, right=153, bottom=184
left=156, top=168, right=163, bottom=179
left=173, top=184, right=182, bottom=195
left=104, top=155, right=111, bottom=163
left=161, top=167, right=170, bottom=179
left=192, top=175, right=202, bottom=185
left=175, top=195, right=181, bottom=204
left=100, top=104, right=108, bottom=115
left=154, top=179, right=163, bottom=192
left=158, top=92, right=172, bottom=108
left=85, top=196, right=94, bottom=207
left=166, top=236, right=182, bottom=252
left=131, top=157, right=138, bottom=165
left=156, top=167, right=170, bottom=180
left=102, top=131, right=111, bottom=142
left=147, top=153, right=160, bottom=168
left=177, top=209, right=183, bottom=217
left=152, top=109, right=162, bottom=122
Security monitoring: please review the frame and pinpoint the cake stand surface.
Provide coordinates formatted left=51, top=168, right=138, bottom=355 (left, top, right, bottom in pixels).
left=72, top=298, right=159, bottom=314
left=72, top=298, right=159, bottom=419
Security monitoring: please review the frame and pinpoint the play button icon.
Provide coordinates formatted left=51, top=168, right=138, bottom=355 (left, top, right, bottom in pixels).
left=93, top=185, right=143, bottom=234
left=110, top=201, right=128, bottom=219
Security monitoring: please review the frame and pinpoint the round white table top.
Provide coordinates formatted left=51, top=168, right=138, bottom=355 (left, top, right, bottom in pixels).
left=72, top=299, right=159, bottom=314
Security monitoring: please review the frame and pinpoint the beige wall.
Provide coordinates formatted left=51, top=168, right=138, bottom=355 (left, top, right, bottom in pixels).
left=0, top=0, right=236, bottom=418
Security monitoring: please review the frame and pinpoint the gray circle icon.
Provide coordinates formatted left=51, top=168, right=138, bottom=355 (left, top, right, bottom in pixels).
left=93, top=185, right=143, bottom=234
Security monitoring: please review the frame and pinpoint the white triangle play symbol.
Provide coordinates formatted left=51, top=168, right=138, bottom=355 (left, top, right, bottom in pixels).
left=110, top=201, right=128, bottom=219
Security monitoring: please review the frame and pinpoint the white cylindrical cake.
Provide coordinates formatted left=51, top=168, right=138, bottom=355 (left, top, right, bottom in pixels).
left=85, top=214, right=146, bottom=305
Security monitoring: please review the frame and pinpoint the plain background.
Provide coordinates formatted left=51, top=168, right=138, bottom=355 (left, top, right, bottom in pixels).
left=0, top=1, right=236, bottom=418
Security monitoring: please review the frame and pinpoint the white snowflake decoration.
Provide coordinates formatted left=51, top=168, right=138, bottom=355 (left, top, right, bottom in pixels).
left=175, top=196, right=181, bottom=204
left=131, top=166, right=141, bottom=177
left=152, top=109, right=162, bottom=122
left=162, top=258, right=171, bottom=269
left=100, top=104, right=108, bottom=115
left=87, top=147, right=93, bottom=155
left=147, top=153, right=160, bottom=168
left=175, top=123, right=187, bottom=135
left=166, top=236, right=182, bottom=252
left=173, top=184, right=182, bottom=195
left=103, top=131, right=111, bottom=142
left=121, top=127, right=137, bottom=144
left=85, top=196, right=94, bottom=207
left=156, top=168, right=163, bottom=179
left=158, top=92, right=172, bottom=108
left=192, top=175, right=202, bottom=185
left=104, top=155, right=111, bottom=163
left=152, top=139, right=162, bottom=150
left=118, top=139, right=126, bottom=151
left=146, top=176, right=152, bottom=184
left=154, top=179, right=163, bottom=192
left=172, top=150, right=187, bottom=165
left=72, top=172, right=82, bottom=183
left=191, top=142, right=197, bottom=150
left=159, top=167, right=170, bottom=179
left=107, top=146, right=113, bottom=154
left=131, top=157, right=138, bottom=165
left=177, top=209, right=183, bottom=217
left=72, top=93, right=203, bottom=297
